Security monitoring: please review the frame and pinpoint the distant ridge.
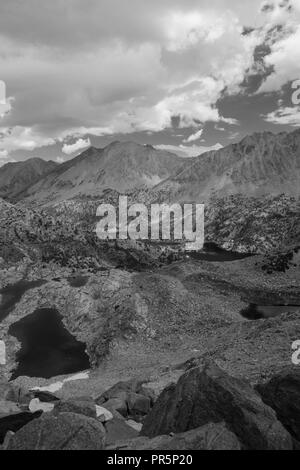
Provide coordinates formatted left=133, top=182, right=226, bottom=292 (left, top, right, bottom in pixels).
left=0, top=157, right=58, bottom=200
left=150, top=129, right=300, bottom=203
left=17, top=141, right=185, bottom=205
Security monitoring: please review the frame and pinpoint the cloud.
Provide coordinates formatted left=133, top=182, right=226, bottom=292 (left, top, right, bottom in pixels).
left=257, top=1, right=300, bottom=93
left=183, top=128, right=203, bottom=143
left=0, top=150, right=8, bottom=158
left=0, top=126, right=55, bottom=153
left=0, top=80, right=12, bottom=118
left=263, top=106, right=300, bottom=125
left=156, top=142, right=223, bottom=157
left=0, top=0, right=264, bottom=155
left=62, top=137, right=91, bottom=155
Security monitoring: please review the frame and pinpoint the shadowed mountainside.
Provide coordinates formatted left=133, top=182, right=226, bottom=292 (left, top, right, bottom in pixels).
left=0, top=158, right=58, bottom=200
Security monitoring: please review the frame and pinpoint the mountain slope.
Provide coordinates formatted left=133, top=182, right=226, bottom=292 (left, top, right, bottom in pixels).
left=151, top=129, right=300, bottom=203
left=19, top=142, right=185, bottom=205
left=0, top=158, right=58, bottom=200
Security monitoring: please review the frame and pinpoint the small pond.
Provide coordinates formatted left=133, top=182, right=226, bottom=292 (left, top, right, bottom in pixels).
left=189, top=243, right=253, bottom=262
left=240, top=303, right=300, bottom=320
left=9, top=308, right=90, bottom=380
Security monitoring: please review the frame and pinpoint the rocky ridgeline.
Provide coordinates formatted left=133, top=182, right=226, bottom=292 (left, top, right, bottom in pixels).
left=0, top=363, right=299, bottom=450
left=0, top=191, right=299, bottom=271
left=205, top=194, right=300, bottom=255
left=0, top=198, right=172, bottom=271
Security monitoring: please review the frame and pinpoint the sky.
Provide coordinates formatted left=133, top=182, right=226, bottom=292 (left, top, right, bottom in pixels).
left=0, top=0, right=300, bottom=165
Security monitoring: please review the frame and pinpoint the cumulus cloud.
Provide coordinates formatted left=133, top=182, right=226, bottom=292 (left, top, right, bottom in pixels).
left=0, top=149, right=8, bottom=159
left=0, top=126, right=55, bottom=153
left=0, top=0, right=266, bottom=156
left=156, top=143, right=223, bottom=158
left=62, top=137, right=91, bottom=155
left=1, top=0, right=298, bottom=157
left=263, top=106, right=300, bottom=126
left=257, top=0, right=300, bottom=93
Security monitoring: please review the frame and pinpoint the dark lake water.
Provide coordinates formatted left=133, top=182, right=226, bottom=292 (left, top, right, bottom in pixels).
left=8, top=308, right=90, bottom=380
left=240, top=303, right=300, bottom=320
left=189, top=243, right=252, bottom=262
left=0, top=280, right=47, bottom=322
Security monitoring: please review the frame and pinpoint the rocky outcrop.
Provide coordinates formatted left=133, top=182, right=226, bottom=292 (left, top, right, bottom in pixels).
left=141, top=362, right=293, bottom=450
left=256, top=368, right=300, bottom=443
left=108, top=422, right=241, bottom=450
left=6, top=412, right=106, bottom=450
left=205, top=194, right=300, bottom=254
left=96, top=379, right=154, bottom=421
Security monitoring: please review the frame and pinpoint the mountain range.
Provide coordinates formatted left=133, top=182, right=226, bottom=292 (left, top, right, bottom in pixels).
left=152, top=129, right=300, bottom=203
left=1, top=129, right=299, bottom=205
left=16, top=142, right=184, bottom=205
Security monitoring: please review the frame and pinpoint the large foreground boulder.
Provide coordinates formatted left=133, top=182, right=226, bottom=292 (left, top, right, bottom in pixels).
left=256, top=367, right=300, bottom=442
left=108, top=422, right=241, bottom=450
left=0, top=411, right=42, bottom=444
left=141, top=362, right=293, bottom=450
left=6, top=412, right=106, bottom=450
left=104, top=418, right=139, bottom=446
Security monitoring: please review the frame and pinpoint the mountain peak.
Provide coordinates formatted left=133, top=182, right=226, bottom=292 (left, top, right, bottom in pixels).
left=16, top=141, right=185, bottom=205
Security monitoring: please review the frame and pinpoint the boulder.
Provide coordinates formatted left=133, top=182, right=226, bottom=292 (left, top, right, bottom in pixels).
left=0, top=382, right=33, bottom=405
left=54, top=398, right=96, bottom=419
left=101, top=400, right=126, bottom=420
left=96, top=379, right=145, bottom=403
left=0, top=411, right=42, bottom=444
left=108, top=422, right=241, bottom=450
left=104, top=417, right=139, bottom=446
left=96, top=379, right=155, bottom=419
left=141, top=362, right=293, bottom=450
left=126, top=419, right=143, bottom=432
left=256, top=367, right=300, bottom=442
left=6, top=412, right=106, bottom=450
left=31, top=390, right=60, bottom=403
left=29, top=399, right=55, bottom=414
left=95, top=405, right=113, bottom=422
left=139, top=386, right=156, bottom=406
left=127, top=392, right=151, bottom=418
left=100, top=397, right=128, bottom=418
